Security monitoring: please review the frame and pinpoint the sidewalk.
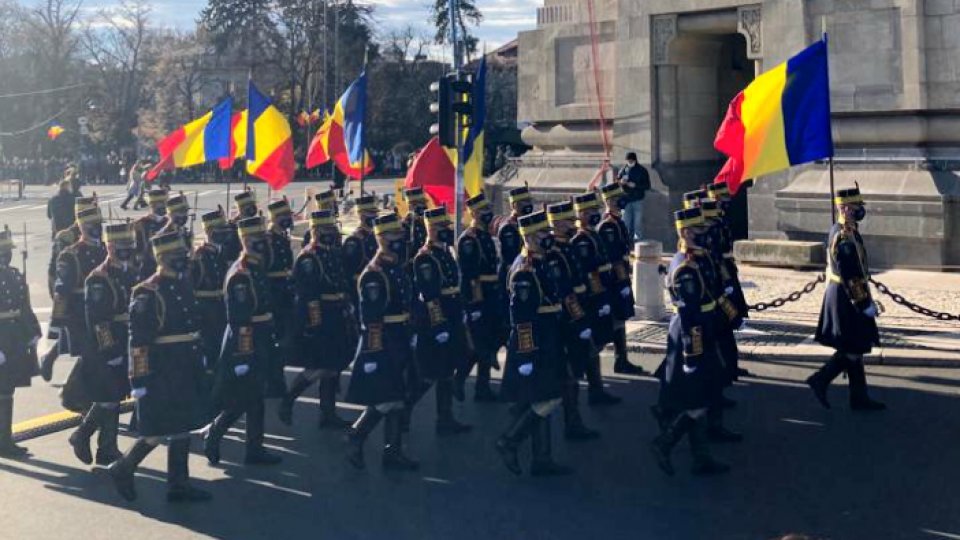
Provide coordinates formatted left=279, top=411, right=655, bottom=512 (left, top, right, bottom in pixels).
left=626, top=264, right=960, bottom=367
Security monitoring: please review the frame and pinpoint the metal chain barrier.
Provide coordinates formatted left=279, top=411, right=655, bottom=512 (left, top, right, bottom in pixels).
left=748, top=274, right=826, bottom=312
left=869, top=277, right=960, bottom=321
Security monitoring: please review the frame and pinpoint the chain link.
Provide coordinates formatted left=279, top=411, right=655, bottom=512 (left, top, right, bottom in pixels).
left=869, top=278, right=960, bottom=321
left=748, top=274, right=826, bottom=312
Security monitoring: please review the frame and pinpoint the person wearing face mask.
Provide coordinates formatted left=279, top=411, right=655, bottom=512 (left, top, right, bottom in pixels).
left=264, top=199, right=295, bottom=399
left=205, top=217, right=283, bottom=467
left=108, top=231, right=212, bottom=503
left=571, top=192, right=622, bottom=406
left=0, top=228, right=42, bottom=458
left=599, top=183, right=646, bottom=376
left=233, top=190, right=260, bottom=221
left=192, top=209, right=232, bottom=399
left=454, top=192, right=503, bottom=403
left=496, top=211, right=571, bottom=477
left=342, top=194, right=380, bottom=308
left=546, top=202, right=601, bottom=442
left=132, top=188, right=169, bottom=282
left=405, top=207, right=473, bottom=437
left=160, top=193, right=193, bottom=252
left=302, top=190, right=338, bottom=246
left=45, top=207, right=106, bottom=383
left=345, top=213, right=419, bottom=472
left=65, top=223, right=138, bottom=467
left=402, top=187, right=429, bottom=252
left=809, top=186, right=884, bottom=411
left=495, top=186, right=535, bottom=366
left=650, top=208, right=730, bottom=477
left=279, top=210, right=353, bottom=430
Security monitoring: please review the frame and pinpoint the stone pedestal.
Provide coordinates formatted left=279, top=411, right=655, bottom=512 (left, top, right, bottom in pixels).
left=633, top=240, right=666, bottom=321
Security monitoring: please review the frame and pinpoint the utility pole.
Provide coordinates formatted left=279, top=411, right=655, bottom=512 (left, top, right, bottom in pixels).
left=450, top=0, right=465, bottom=235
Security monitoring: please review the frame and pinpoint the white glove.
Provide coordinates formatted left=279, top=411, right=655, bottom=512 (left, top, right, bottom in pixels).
left=435, top=332, right=450, bottom=344
left=363, top=362, right=378, bottom=374
left=579, top=328, right=592, bottom=341
left=724, top=286, right=735, bottom=296
left=0, top=351, right=5, bottom=366
left=470, top=311, right=482, bottom=322
left=620, top=286, right=631, bottom=298
left=518, top=363, right=533, bottom=376
left=682, top=364, right=697, bottom=375
left=131, top=387, right=147, bottom=400
left=598, top=304, right=611, bottom=317
left=106, top=357, right=123, bottom=367
left=863, top=302, right=878, bottom=318
left=234, top=364, right=250, bottom=377
left=29, top=335, right=40, bottom=347
left=410, top=335, right=418, bottom=349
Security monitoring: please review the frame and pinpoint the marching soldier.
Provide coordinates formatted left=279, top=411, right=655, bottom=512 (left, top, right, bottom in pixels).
left=205, top=217, right=283, bottom=466
left=132, top=188, right=169, bottom=281
left=192, top=210, right=232, bottom=383
left=278, top=210, right=353, bottom=429
left=650, top=208, right=730, bottom=477
left=67, top=223, right=138, bottom=467
left=599, top=183, right=646, bottom=375
left=48, top=196, right=96, bottom=298
left=808, top=186, right=885, bottom=411
left=265, top=199, right=296, bottom=398
left=402, top=187, right=429, bottom=252
left=342, top=194, right=380, bottom=307
left=345, top=213, right=419, bottom=471
left=224, top=190, right=259, bottom=262
left=495, top=211, right=571, bottom=476
left=546, top=202, right=600, bottom=441
left=159, top=192, right=193, bottom=250
left=302, top=190, right=338, bottom=246
left=571, top=192, right=621, bottom=406
left=108, top=231, right=212, bottom=502
left=0, top=228, right=42, bottom=458
left=406, top=207, right=473, bottom=435
left=495, top=186, right=535, bottom=364
left=454, top=192, right=502, bottom=402
left=43, top=206, right=106, bottom=382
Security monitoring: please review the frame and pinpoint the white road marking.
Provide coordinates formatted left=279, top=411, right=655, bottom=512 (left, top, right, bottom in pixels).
left=0, top=205, right=30, bottom=213
left=29, top=205, right=48, bottom=210
left=199, top=190, right=219, bottom=197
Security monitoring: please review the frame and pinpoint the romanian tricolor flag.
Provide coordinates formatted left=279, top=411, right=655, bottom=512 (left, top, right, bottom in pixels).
left=339, top=71, right=367, bottom=170
left=246, top=82, right=295, bottom=189
left=713, top=39, right=833, bottom=195
left=156, top=98, right=233, bottom=168
left=47, top=123, right=65, bottom=141
left=306, top=107, right=374, bottom=180
left=218, top=110, right=248, bottom=170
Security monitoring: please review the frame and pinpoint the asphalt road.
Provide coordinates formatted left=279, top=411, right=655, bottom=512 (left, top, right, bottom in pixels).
left=2, top=184, right=960, bottom=539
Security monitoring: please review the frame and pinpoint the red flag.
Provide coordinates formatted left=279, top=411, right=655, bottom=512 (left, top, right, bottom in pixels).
left=144, top=154, right=174, bottom=182
left=713, top=157, right=744, bottom=194
left=404, top=137, right=456, bottom=208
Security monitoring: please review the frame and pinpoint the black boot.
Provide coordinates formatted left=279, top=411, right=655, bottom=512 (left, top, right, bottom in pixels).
left=166, top=437, right=212, bottom=503
left=107, top=438, right=157, bottom=501
left=39, top=346, right=58, bottom=383
left=530, top=415, right=573, bottom=477
left=278, top=372, right=315, bottom=426
left=689, top=417, right=730, bottom=476
left=474, top=358, right=498, bottom=402
left=453, top=357, right=475, bottom=402
left=650, top=413, right=695, bottom=476
left=586, top=354, right=622, bottom=406
left=382, top=410, right=419, bottom=471
left=562, top=380, right=599, bottom=441
left=613, top=326, right=645, bottom=375
left=69, top=405, right=101, bottom=465
left=436, top=378, right=472, bottom=436
left=244, top=400, right=282, bottom=465
left=0, top=395, right=28, bottom=458
left=402, top=381, right=431, bottom=433
left=495, top=407, right=539, bottom=476
left=95, top=407, right=123, bottom=466
left=806, top=352, right=847, bottom=409
left=847, top=360, right=886, bottom=411
left=318, top=376, right=351, bottom=430
left=707, top=407, right=743, bottom=443
left=346, top=407, right=383, bottom=470
left=204, top=408, right=241, bottom=465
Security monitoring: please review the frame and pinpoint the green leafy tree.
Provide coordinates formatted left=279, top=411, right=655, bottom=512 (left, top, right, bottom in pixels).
left=429, top=0, right=482, bottom=61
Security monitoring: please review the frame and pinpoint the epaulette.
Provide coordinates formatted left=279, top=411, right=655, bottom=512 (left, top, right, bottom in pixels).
left=136, top=275, right=161, bottom=293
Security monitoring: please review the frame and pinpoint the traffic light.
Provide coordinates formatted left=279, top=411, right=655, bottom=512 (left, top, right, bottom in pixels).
left=429, top=76, right=454, bottom=147
left=450, top=72, right=473, bottom=122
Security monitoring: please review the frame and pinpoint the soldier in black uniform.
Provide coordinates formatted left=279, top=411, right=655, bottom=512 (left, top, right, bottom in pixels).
left=495, top=211, right=571, bottom=476
left=108, top=231, right=211, bottom=503
left=571, top=192, right=621, bottom=406
left=401, top=187, right=429, bottom=252
left=599, top=183, right=646, bottom=375
left=301, top=190, right=337, bottom=246
left=345, top=213, right=418, bottom=471
left=265, top=199, right=295, bottom=398
left=44, top=207, right=106, bottom=382
left=808, top=186, right=885, bottom=411
left=132, top=188, right=169, bottom=281
left=342, top=194, right=380, bottom=307
left=205, top=217, right=283, bottom=466
left=406, top=207, right=472, bottom=436
left=494, top=186, right=534, bottom=370
left=278, top=210, right=354, bottom=429
left=650, top=208, right=730, bottom=477
left=454, top=192, right=502, bottom=402
left=225, top=190, right=258, bottom=262
left=546, top=202, right=600, bottom=441
left=0, top=228, right=42, bottom=457
left=66, top=224, right=138, bottom=467
left=159, top=192, right=193, bottom=251
left=192, top=210, right=232, bottom=388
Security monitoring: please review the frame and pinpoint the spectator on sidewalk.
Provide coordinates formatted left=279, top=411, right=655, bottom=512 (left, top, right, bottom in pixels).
left=615, top=152, right=651, bottom=243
